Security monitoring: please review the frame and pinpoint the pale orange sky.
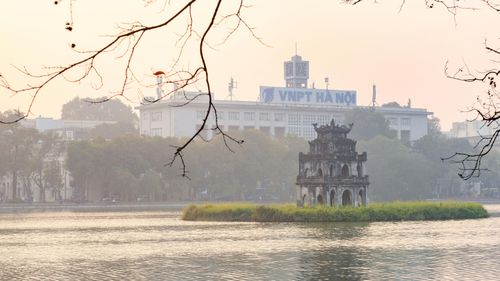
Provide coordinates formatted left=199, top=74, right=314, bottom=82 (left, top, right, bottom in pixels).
left=1, top=0, right=499, bottom=130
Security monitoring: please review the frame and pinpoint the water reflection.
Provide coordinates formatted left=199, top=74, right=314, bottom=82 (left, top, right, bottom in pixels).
left=0, top=211, right=499, bottom=280
left=296, top=223, right=369, bottom=281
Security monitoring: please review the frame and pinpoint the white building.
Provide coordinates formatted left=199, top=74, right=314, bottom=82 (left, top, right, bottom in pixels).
left=137, top=54, right=431, bottom=142
left=21, top=117, right=117, bottom=141
left=447, top=120, right=496, bottom=139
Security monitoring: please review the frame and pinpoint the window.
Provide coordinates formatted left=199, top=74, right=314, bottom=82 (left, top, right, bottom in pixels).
left=65, top=130, right=74, bottom=141
left=388, top=118, right=398, bottom=126
left=274, top=127, right=285, bottom=138
left=275, top=113, right=285, bottom=122
left=228, top=112, right=240, bottom=121
left=196, top=110, right=205, bottom=120
left=259, top=112, right=270, bottom=121
left=288, top=114, right=301, bottom=126
left=151, top=111, right=162, bottom=122
left=401, top=130, right=411, bottom=143
left=260, top=126, right=271, bottom=134
left=244, top=112, right=255, bottom=121
left=303, top=127, right=316, bottom=140
left=216, top=111, right=224, bottom=121
left=288, top=126, right=301, bottom=136
left=317, top=115, right=329, bottom=125
left=303, top=114, right=316, bottom=126
left=151, top=128, right=162, bottom=137
left=401, top=118, right=411, bottom=126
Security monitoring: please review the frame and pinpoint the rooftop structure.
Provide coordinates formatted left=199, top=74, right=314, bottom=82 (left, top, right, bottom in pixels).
left=137, top=53, right=431, bottom=142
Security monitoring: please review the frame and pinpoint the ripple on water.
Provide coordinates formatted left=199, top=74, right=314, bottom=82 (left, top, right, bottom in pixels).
left=0, top=210, right=499, bottom=280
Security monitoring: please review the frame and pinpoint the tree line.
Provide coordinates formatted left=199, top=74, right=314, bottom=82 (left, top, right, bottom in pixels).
left=0, top=111, right=64, bottom=202
left=66, top=131, right=306, bottom=202
left=2, top=104, right=500, bottom=203
left=64, top=108, right=500, bottom=202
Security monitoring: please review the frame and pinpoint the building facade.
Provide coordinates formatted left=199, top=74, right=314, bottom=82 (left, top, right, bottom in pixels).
left=137, top=54, right=431, bottom=142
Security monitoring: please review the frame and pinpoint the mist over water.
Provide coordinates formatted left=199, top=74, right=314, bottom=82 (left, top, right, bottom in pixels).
left=1, top=206, right=499, bottom=280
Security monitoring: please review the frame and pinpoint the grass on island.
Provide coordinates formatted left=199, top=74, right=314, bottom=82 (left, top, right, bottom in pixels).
left=181, top=201, right=489, bottom=222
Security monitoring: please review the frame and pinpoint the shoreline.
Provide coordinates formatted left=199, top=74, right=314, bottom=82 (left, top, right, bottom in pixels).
left=0, top=201, right=499, bottom=217
left=0, top=202, right=188, bottom=213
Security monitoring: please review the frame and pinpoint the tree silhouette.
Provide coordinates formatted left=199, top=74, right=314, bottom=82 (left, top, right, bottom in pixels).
left=348, top=0, right=500, bottom=180
left=0, top=0, right=260, bottom=176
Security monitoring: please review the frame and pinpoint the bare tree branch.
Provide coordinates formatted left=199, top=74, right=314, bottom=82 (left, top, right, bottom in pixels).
left=1, top=0, right=260, bottom=176
left=346, top=0, right=500, bottom=179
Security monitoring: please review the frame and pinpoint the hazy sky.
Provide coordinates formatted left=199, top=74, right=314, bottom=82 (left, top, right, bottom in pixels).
left=1, top=0, right=499, bottom=130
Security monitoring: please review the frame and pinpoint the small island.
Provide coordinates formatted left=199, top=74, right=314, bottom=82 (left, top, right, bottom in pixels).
left=182, top=201, right=489, bottom=222
left=183, top=120, right=488, bottom=223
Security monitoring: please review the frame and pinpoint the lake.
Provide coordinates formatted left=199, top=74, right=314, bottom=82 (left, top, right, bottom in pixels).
left=1, top=204, right=499, bottom=280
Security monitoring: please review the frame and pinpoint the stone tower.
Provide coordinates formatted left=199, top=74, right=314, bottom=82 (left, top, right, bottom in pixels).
left=296, top=119, right=369, bottom=207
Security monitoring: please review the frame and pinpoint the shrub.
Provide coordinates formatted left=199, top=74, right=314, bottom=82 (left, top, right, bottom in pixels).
left=182, top=201, right=488, bottom=222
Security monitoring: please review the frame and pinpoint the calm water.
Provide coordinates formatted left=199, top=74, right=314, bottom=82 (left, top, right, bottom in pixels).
left=1, top=205, right=500, bottom=281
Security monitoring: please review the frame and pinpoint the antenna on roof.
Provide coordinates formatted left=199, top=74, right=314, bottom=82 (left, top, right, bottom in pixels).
left=324, top=77, right=330, bottom=91
left=228, top=77, right=237, bottom=101
left=371, top=84, right=377, bottom=109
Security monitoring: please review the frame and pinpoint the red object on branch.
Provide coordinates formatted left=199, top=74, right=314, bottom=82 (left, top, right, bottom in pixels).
left=153, top=71, right=166, bottom=76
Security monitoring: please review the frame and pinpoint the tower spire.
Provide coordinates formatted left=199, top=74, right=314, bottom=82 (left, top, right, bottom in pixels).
left=284, top=48, right=309, bottom=88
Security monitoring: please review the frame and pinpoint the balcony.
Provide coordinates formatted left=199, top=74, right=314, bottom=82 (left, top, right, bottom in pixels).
left=296, top=175, right=369, bottom=186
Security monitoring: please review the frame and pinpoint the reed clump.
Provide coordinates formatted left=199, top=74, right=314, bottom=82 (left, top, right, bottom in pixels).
left=182, top=201, right=488, bottom=222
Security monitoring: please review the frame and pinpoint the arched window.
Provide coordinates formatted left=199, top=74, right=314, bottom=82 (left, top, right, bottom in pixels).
left=330, top=190, right=336, bottom=206
left=341, top=164, right=349, bottom=177
left=317, top=194, right=323, bottom=205
left=342, top=189, right=353, bottom=206
left=317, top=168, right=323, bottom=177
left=329, top=165, right=334, bottom=177
left=304, top=168, right=309, bottom=177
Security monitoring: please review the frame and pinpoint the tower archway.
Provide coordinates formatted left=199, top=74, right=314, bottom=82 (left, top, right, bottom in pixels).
left=330, top=189, right=336, bottom=206
left=342, top=189, right=352, bottom=206
left=317, top=194, right=323, bottom=205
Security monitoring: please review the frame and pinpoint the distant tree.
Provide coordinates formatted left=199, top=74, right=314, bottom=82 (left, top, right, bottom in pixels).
left=0, top=1, right=252, bottom=175
left=427, top=116, right=442, bottom=137
left=345, top=0, right=500, bottom=179
left=0, top=111, right=39, bottom=201
left=89, top=122, right=138, bottom=140
left=61, top=97, right=138, bottom=124
left=414, top=135, right=472, bottom=198
left=139, top=170, right=164, bottom=201
left=359, top=136, right=435, bottom=201
left=66, top=141, right=99, bottom=201
left=43, top=160, right=64, bottom=202
left=381, top=101, right=401, bottom=108
left=344, top=108, right=397, bottom=141
left=31, top=132, right=62, bottom=202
